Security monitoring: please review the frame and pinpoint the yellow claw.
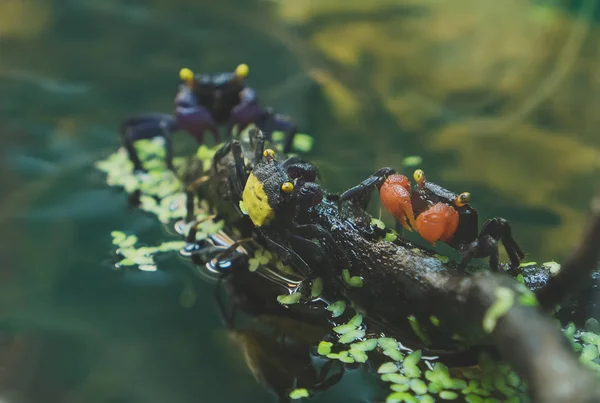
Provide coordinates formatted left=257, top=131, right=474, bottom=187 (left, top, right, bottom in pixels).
left=235, top=63, right=249, bottom=79
left=242, top=172, right=275, bottom=227
left=179, top=68, right=194, bottom=84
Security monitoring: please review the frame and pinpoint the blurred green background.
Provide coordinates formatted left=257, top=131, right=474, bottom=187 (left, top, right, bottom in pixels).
left=1, top=0, right=600, bottom=402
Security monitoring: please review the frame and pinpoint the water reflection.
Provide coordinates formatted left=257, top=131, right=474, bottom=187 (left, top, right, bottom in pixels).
left=1, top=0, right=600, bottom=402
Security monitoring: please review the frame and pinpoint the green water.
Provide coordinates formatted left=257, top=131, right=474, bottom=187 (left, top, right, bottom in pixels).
left=2, top=0, right=600, bottom=402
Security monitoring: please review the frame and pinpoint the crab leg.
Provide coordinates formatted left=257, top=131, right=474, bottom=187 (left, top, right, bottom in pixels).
left=339, top=167, right=397, bottom=210
left=120, top=113, right=178, bottom=172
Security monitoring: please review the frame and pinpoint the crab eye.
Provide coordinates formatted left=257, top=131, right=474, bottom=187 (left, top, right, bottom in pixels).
left=455, top=192, right=471, bottom=207
left=263, top=149, right=275, bottom=159
left=179, top=68, right=194, bottom=85
left=235, top=63, right=249, bottom=79
left=281, top=182, right=294, bottom=193
left=413, top=169, right=425, bottom=185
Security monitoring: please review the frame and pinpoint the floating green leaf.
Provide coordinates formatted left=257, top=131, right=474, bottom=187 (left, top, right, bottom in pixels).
left=339, top=329, right=365, bottom=344
left=311, top=277, right=323, bottom=298
left=433, top=254, right=449, bottom=264
left=378, top=362, right=399, bottom=374
left=277, top=292, right=302, bottom=305
left=384, top=231, right=398, bottom=242
left=349, top=347, right=369, bottom=363
left=333, top=323, right=356, bottom=335
left=350, top=338, right=378, bottom=352
left=327, top=300, right=346, bottom=318
left=439, top=390, right=458, bottom=400
left=317, top=341, right=333, bottom=355
left=342, top=269, right=364, bottom=287
left=289, top=388, right=309, bottom=399
left=371, top=218, right=386, bottom=230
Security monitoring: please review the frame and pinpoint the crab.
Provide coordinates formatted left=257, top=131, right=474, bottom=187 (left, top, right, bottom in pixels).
left=181, top=129, right=323, bottom=278
left=339, top=167, right=525, bottom=273
left=120, top=64, right=300, bottom=172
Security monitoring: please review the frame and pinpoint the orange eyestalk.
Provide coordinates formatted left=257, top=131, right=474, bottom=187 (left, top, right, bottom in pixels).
left=379, top=174, right=418, bottom=231
left=415, top=203, right=459, bottom=246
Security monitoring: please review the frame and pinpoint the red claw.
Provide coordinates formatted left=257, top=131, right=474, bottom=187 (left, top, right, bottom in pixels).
left=415, top=203, right=459, bottom=246
left=380, top=174, right=418, bottom=231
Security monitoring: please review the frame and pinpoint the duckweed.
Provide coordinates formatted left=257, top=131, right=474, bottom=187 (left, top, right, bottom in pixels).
left=439, top=390, right=458, bottom=400
left=333, top=323, right=357, bottom=334
left=317, top=341, right=333, bottom=356
left=289, top=388, right=309, bottom=399
left=349, top=313, right=363, bottom=327
left=384, top=232, right=398, bottom=242
left=276, top=292, right=302, bottom=305
left=111, top=231, right=186, bottom=270
left=248, top=248, right=272, bottom=272
left=342, top=269, right=364, bottom=287
left=378, top=362, right=399, bottom=374
left=327, top=300, right=346, bottom=318
left=351, top=339, right=378, bottom=351
left=390, top=383, right=410, bottom=392
left=434, top=254, right=449, bottom=264
left=311, top=277, right=323, bottom=298
left=409, top=379, right=428, bottom=394
left=371, top=218, right=386, bottom=230
left=385, top=392, right=418, bottom=403
left=339, top=329, right=366, bottom=344
left=349, top=347, right=369, bottom=363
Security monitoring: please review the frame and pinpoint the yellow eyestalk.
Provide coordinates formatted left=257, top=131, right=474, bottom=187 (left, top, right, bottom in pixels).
left=263, top=149, right=275, bottom=159
left=413, top=169, right=425, bottom=186
left=179, top=68, right=194, bottom=85
left=281, top=181, right=294, bottom=193
left=455, top=192, right=471, bottom=207
left=235, top=63, right=249, bottom=79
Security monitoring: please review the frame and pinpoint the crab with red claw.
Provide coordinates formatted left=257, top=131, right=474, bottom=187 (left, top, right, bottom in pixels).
left=339, top=167, right=526, bottom=274
left=120, top=64, right=300, bottom=173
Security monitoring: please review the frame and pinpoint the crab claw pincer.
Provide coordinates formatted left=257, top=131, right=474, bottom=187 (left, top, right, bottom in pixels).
left=416, top=203, right=459, bottom=246
left=379, top=174, right=418, bottom=231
